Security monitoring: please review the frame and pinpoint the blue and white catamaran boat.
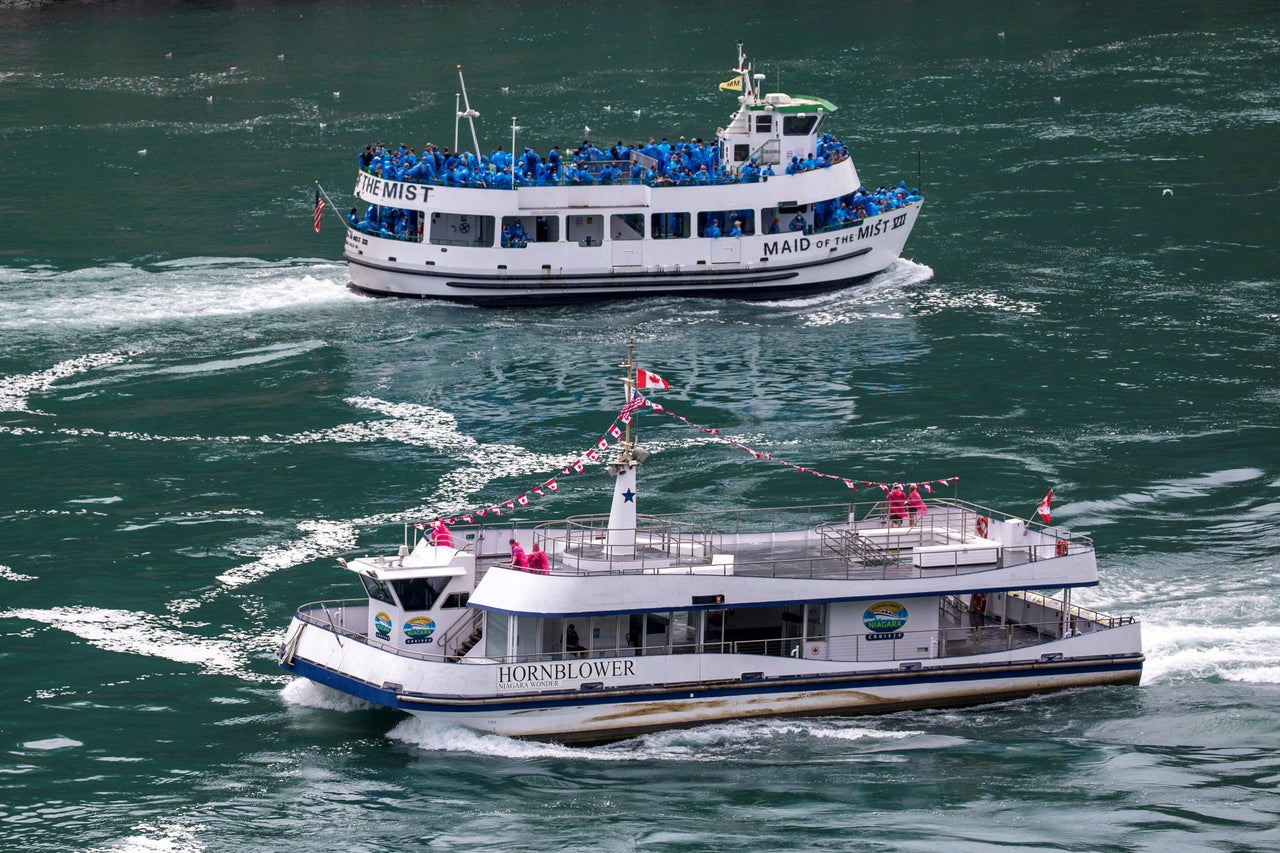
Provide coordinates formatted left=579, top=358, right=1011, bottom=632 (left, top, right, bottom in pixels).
left=277, top=349, right=1143, bottom=744
left=331, top=44, right=923, bottom=305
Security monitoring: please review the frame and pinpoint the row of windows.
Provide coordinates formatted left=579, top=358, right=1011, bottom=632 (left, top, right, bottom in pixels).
left=430, top=205, right=803, bottom=249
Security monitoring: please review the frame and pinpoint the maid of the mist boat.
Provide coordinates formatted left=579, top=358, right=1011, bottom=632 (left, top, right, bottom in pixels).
left=329, top=44, right=922, bottom=305
left=277, top=348, right=1143, bottom=743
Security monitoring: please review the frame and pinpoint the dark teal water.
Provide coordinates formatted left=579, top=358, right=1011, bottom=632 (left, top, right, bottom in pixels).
left=2, top=1, right=1279, bottom=850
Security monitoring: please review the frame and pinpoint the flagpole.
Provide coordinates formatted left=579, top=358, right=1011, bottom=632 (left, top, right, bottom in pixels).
left=315, top=181, right=346, bottom=229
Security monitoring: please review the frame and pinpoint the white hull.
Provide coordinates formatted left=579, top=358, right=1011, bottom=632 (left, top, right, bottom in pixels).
left=283, top=615, right=1142, bottom=743
left=342, top=160, right=922, bottom=306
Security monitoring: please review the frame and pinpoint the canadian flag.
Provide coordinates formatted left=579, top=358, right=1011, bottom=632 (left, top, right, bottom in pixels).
left=517, top=494, right=529, bottom=506
left=608, top=424, right=622, bottom=439
left=545, top=478, right=559, bottom=493
left=1037, top=489, right=1054, bottom=523
left=636, top=368, right=669, bottom=391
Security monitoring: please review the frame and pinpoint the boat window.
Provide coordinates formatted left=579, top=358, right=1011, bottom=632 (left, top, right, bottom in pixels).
left=805, top=603, right=828, bottom=642
left=485, top=611, right=509, bottom=661
left=782, top=114, right=819, bottom=136
left=669, top=610, right=696, bottom=654
left=698, top=210, right=754, bottom=236
left=610, top=213, right=644, bottom=241
left=428, top=212, right=495, bottom=248
left=534, top=215, right=559, bottom=243
left=754, top=114, right=773, bottom=133
left=733, top=143, right=750, bottom=163
left=390, top=576, right=451, bottom=611
left=567, top=214, right=604, bottom=247
left=442, top=592, right=470, bottom=609
left=650, top=212, right=691, bottom=239
left=500, top=216, right=534, bottom=248
left=704, top=609, right=726, bottom=653
left=359, top=575, right=395, bottom=605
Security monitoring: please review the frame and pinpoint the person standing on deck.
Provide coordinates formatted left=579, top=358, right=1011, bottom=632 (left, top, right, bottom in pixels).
left=906, top=485, right=928, bottom=527
left=430, top=519, right=452, bottom=547
left=887, top=483, right=908, bottom=527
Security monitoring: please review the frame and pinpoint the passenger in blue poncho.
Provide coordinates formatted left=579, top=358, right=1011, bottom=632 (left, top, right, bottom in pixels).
left=727, top=220, right=743, bottom=237
left=789, top=213, right=808, bottom=232
left=704, top=218, right=721, bottom=239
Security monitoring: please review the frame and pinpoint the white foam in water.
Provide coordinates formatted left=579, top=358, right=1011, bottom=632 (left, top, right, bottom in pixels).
left=0, top=259, right=359, bottom=332
left=22, top=736, right=84, bottom=751
left=385, top=711, right=928, bottom=761
left=1, top=606, right=248, bottom=676
left=215, top=519, right=358, bottom=589
left=105, top=819, right=208, bottom=853
left=0, top=351, right=132, bottom=413
left=1140, top=617, right=1280, bottom=684
left=280, top=677, right=377, bottom=712
left=0, top=565, right=37, bottom=582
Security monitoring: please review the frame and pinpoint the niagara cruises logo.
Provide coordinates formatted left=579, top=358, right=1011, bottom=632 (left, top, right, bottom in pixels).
left=403, top=616, right=436, bottom=645
left=863, top=601, right=908, bottom=639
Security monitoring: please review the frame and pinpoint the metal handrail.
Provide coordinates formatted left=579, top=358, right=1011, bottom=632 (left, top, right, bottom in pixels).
left=292, top=597, right=1138, bottom=669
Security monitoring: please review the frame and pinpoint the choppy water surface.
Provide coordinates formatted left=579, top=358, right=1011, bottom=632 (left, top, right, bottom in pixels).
left=2, top=1, right=1278, bottom=850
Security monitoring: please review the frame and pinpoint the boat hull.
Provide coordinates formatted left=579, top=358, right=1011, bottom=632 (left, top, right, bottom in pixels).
left=281, top=618, right=1142, bottom=744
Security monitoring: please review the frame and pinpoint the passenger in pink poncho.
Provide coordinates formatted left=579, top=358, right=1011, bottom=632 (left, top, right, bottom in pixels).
left=508, top=538, right=529, bottom=569
left=907, top=484, right=928, bottom=527
left=887, top=483, right=907, bottom=527
left=430, top=519, right=452, bottom=547
left=527, top=540, right=550, bottom=574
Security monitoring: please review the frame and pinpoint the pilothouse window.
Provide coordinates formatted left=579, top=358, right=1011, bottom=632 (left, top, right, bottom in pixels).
left=359, top=575, right=395, bottom=605
left=782, top=114, right=819, bottom=136
left=390, top=576, right=451, bottom=611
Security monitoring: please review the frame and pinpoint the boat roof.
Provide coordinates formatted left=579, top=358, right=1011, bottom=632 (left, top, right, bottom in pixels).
left=747, top=93, right=839, bottom=114
left=345, top=545, right=467, bottom=581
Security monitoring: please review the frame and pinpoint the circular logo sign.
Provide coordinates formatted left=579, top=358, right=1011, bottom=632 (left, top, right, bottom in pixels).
left=863, top=601, right=908, bottom=633
left=404, top=616, right=437, bottom=640
left=374, top=611, right=393, bottom=638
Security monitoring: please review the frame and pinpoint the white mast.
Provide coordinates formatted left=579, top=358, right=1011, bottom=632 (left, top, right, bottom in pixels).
left=456, top=65, right=482, bottom=157
left=605, top=342, right=646, bottom=559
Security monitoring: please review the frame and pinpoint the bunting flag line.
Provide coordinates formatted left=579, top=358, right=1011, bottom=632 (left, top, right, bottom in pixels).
left=634, top=396, right=959, bottom=496
left=422, top=395, right=958, bottom=532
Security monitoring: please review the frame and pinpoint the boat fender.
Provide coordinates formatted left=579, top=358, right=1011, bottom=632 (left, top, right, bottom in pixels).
left=975, top=515, right=989, bottom=538
left=971, top=593, right=987, bottom=613
left=1055, top=538, right=1069, bottom=557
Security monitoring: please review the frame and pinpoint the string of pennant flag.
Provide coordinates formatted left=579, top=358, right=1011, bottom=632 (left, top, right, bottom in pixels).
left=425, top=382, right=957, bottom=528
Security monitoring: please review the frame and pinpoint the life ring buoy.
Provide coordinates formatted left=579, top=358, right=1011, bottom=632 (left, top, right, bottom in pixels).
left=975, top=515, right=989, bottom=538
left=971, top=593, right=987, bottom=612
left=1055, top=538, right=1069, bottom=557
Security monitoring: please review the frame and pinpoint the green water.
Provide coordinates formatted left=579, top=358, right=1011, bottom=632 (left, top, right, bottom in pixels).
left=2, top=1, right=1278, bottom=850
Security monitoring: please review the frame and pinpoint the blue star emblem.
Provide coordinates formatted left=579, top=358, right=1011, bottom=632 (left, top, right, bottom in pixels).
left=622, top=489, right=636, bottom=503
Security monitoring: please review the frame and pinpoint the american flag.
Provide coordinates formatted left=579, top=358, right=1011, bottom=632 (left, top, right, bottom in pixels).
left=619, top=394, right=647, bottom=420
left=313, top=187, right=326, bottom=233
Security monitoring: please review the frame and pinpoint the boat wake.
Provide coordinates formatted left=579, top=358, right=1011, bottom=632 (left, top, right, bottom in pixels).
left=386, top=713, right=938, bottom=761
left=0, top=258, right=359, bottom=337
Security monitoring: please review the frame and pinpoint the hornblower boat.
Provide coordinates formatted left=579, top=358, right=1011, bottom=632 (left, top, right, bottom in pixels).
left=331, top=44, right=923, bottom=305
left=278, top=355, right=1142, bottom=744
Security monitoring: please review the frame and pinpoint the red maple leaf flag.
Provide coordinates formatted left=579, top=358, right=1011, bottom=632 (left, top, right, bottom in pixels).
left=636, top=368, right=669, bottom=391
left=1037, top=489, right=1054, bottom=523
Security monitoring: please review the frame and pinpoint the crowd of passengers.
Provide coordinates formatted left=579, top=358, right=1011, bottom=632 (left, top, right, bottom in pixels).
left=349, top=178, right=922, bottom=243
left=356, top=133, right=855, bottom=190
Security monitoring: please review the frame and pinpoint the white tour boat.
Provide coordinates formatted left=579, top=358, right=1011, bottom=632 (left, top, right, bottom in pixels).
left=278, top=352, right=1144, bottom=744
left=329, top=45, right=923, bottom=305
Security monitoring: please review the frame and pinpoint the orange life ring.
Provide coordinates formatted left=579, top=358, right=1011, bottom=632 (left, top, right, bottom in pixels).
left=975, top=515, right=989, bottom=538
left=1055, top=538, right=1069, bottom=557
left=971, top=593, right=987, bottom=612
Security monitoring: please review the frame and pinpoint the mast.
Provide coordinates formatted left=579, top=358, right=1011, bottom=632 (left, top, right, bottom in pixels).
left=606, top=342, right=645, bottom=559
left=456, top=65, right=482, bottom=157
